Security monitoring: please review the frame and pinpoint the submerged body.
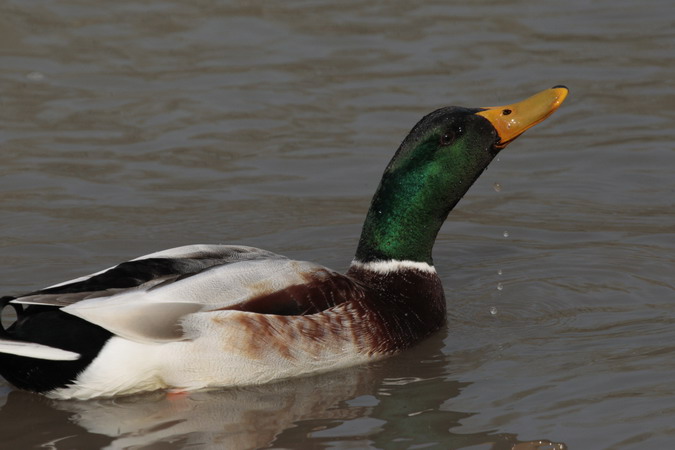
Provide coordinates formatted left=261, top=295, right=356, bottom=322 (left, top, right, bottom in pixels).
left=0, top=87, right=567, bottom=399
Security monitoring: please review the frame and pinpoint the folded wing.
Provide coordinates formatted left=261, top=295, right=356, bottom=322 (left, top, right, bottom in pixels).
left=9, top=244, right=357, bottom=344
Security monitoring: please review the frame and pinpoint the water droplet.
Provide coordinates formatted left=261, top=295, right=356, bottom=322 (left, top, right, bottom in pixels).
left=489, top=306, right=498, bottom=315
left=503, top=230, right=509, bottom=238
left=497, top=282, right=504, bottom=291
left=497, top=269, right=503, bottom=276
left=26, top=71, right=45, bottom=81
left=492, top=182, right=502, bottom=192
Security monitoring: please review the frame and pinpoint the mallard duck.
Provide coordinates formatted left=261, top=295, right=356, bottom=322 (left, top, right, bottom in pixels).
left=0, top=87, right=567, bottom=399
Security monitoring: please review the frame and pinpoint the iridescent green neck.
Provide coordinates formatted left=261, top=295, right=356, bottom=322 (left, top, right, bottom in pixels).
left=354, top=161, right=473, bottom=265
left=354, top=109, right=497, bottom=264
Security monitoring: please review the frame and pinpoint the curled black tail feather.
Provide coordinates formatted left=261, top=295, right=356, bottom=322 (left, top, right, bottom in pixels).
left=0, top=297, right=112, bottom=393
left=0, top=296, right=22, bottom=338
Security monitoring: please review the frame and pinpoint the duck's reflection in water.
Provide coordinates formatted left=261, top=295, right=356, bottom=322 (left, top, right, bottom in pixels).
left=0, top=333, right=566, bottom=449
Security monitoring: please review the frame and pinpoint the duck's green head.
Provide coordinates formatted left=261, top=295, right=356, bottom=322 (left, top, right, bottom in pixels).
left=355, top=86, right=568, bottom=265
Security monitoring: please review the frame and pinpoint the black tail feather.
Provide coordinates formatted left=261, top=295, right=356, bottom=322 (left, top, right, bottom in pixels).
left=0, top=297, right=112, bottom=393
left=0, top=296, right=22, bottom=338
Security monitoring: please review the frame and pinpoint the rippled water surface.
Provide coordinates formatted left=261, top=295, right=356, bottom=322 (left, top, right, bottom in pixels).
left=1, top=1, right=674, bottom=449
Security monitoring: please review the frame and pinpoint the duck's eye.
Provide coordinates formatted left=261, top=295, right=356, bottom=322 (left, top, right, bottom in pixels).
left=440, top=131, right=456, bottom=146
left=502, top=109, right=512, bottom=116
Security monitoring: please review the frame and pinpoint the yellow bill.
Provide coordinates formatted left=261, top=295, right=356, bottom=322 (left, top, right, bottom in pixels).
left=476, top=86, right=568, bottom=148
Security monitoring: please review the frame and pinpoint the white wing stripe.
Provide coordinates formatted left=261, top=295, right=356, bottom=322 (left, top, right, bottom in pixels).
left=0, top=339, right=80, bottom=361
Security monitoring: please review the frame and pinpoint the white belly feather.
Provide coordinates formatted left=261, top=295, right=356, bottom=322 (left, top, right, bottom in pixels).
left=51, top=306, right=373, bottom=400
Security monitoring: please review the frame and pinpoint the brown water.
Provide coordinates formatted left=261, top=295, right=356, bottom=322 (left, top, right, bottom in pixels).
left=1, top=1, right=673, bottom=449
